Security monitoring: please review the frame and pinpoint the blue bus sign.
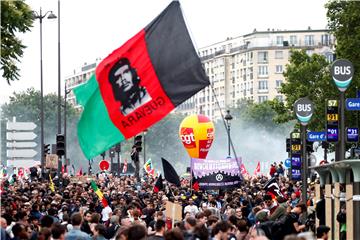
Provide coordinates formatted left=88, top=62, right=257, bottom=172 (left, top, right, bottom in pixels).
left=327, top=127, right=339, bottom=142
left=291, top=169, right=301, bottom=180
left=307, top=131, right=327, bottom=142
left=347, top=128, right=359, bottom=142
left=346, top=98, right=360, bottom=111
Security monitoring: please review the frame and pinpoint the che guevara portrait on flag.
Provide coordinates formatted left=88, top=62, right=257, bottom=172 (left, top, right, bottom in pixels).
left=109, top=58, right=151, bottom=115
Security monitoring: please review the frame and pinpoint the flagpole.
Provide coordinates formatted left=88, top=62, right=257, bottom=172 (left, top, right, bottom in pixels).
left=210, top=84, right=242, bottom=174
left=189, top=157, right=193, bottom=195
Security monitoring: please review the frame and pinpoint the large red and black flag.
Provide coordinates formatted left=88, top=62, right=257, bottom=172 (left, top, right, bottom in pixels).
left=74, top=1, right=209, bottom=159
left=161, top=158, right=181, bottom=187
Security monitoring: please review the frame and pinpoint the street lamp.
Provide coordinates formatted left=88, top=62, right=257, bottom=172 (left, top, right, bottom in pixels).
left=224, top=110, right=233, bottom=157
left=64, top=85, right=71, bottom=170
left=32, top=8, right=57, bottom=177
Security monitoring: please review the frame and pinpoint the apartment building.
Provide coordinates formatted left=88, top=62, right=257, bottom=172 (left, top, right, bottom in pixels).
left=65, top=59, right=102, bottom=109
left=176, top=28, right=335, bottom=119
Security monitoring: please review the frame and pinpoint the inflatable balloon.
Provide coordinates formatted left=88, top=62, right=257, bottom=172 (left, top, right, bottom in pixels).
left=179, top=114, right=215, bottom=159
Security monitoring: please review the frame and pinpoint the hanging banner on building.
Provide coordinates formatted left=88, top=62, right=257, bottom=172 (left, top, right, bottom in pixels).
left=191, top=158, right=242, bottom=190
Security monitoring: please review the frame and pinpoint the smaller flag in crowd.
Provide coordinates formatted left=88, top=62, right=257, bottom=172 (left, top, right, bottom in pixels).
left=90, top=180, right=108, bottom=207
left=254, top=161, right=261, bottom=176
left=241, top=163, right=250, bottom=177
left=122, top=159, right=128, bottom=173
left=191, top=172, right=200, bottom=191
left=77, top=167, right=83, bottom=176
left=153, top=174, right=164, bottom=193
left=49, top=174, right=55, bottom=192
left=143, top=158, right=155, bottom=176
left=264, top=177, right=284, bottom=199
left=162, top=158, right=181, bottom=187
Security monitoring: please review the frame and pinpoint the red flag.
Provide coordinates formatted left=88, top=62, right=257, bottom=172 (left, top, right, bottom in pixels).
left=254, top=162, right=260, bottom=175
left=77, top=167, right=83, bottom=176
left=191, top=171, right=200, bottom=191
left=241, top=164, right=249, bottom=176
left=192, top=180, right=200, bottom=191
left=153, top=174, right=164, bottom=193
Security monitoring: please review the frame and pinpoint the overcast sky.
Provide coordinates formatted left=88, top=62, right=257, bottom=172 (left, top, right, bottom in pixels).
left=0, top=0, right=329, bottom=104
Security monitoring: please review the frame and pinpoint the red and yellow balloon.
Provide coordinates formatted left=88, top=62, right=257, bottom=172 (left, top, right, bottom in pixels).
left=179, top=114, right=215, bottom=159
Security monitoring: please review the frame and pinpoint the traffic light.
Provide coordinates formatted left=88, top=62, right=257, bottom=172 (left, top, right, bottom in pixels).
left=100, top=152, right=106, bottom=159
left=44, top=144, right=50, bottom=157
left=109, top=147, right=115, bottom=158
left=321, top=141, right=330, bottom=149
left=133, top=135, right=143, bottom=152
left=306, top=140, right=314, bottom=153
left=286, top=138, right=291, bottom=152
left=56, top=134, right=65, bottom=156
left=115, top=143, right=121, bottom=153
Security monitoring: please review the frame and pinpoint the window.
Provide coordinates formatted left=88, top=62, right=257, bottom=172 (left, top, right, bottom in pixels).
left=305, top=35, right=314, bottom=46
left=258, top=96, right=268, bottom=103
left=275, top=65, right=283, bottom=73
left=321, top=34, right=331, bottom=46
left=258, top=66, right=268, bottom=76
left=258, top=51, right=268, bottom=63
left=275, top=51, right=283, bottom=59
left=290, top=35, right=297, bottom=45
left=276, top=36, right=284, bottom=45
left=258, top=80, right=268, bottom=90
left=276, top=80, right=283, bottom=88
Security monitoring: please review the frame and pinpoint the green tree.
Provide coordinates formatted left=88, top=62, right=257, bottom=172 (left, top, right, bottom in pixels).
left=326, top=0, right=360, bottom=91
left=1, top=0, right=34, bottom=84
left=231, top=99, right=292, bottom=134
left=271, top=50, right=339, bottom=132
left=0, top=88, right=82, bottom=165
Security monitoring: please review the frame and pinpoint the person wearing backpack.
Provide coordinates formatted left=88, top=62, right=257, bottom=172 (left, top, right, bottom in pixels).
left=269, top=203, right=307, bottom=240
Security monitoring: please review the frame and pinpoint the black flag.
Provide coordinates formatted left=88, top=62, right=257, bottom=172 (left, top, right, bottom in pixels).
left=153, top=174, right=164, bottom=193
left=264, top=177, right=284, bottom=198
left=161, top=158, right=181, bottom=187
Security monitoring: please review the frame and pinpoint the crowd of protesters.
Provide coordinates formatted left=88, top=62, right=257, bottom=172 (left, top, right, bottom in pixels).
left=0, top=163, right=333, bottom=240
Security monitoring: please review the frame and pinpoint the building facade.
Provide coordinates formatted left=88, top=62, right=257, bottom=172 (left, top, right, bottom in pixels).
left=176, top=28, right=335, bottom=119
left=65, top=59, right=102, bottom=109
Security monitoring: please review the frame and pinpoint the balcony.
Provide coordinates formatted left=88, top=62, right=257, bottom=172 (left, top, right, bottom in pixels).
left=258, top=89, right=269, bottom=94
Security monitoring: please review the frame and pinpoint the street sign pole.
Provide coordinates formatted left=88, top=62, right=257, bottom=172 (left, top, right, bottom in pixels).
left=294, top=97, right=314, bottom=218
left=331, top=59, right=354, bottom=161
left=340, top=91, right=345, bottom=160
left=301, top=124, right=307, bottom=208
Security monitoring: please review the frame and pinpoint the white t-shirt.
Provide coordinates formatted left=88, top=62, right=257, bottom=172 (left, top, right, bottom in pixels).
left=184, top=205, right=199, bottom=217
left=101, top=206, right=113, bottom=222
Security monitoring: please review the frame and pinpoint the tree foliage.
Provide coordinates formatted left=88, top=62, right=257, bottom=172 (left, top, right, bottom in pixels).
left=271, top=50, right=339, bottom=131
left=1, top=0, right=33, bottom=84
left=231, top=99, right=292, bottom=134
left=271, top=1, right=360, bottom=134
left=0, top=88, right=81, bottom=164
left=326, top=0, right=360, bottom=91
